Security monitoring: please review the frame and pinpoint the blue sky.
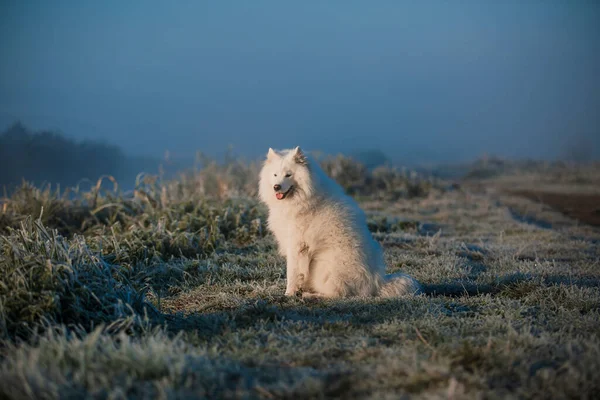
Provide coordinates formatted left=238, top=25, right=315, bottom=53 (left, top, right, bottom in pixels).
left=1, top=0, right=598, bottom=163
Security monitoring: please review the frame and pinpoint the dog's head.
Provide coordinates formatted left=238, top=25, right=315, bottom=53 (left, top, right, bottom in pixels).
left=258, top=146, right=312, bottom=205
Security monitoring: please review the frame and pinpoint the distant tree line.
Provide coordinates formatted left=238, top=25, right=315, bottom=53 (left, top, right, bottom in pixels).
left=0, top=122, right=172, bottom=191
left=0, top=122, right=425, bottom=195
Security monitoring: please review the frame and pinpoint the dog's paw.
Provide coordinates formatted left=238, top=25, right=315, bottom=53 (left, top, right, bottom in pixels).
left=301, top=291, right=324, bottom=299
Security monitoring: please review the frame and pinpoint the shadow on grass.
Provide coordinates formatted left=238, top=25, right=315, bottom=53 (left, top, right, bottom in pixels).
left=43, top=271, right=598, bottom=345
left=156, top=271, right=600, bottom=338
left=422, top=272, right=600, bottom=298
left=161, top=295, right=430, bottom=337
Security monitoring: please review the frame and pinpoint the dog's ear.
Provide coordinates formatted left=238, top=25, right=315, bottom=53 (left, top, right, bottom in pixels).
left=292, top=146, right=307, bottom=165
left=266, top=148, right=279, bottom=161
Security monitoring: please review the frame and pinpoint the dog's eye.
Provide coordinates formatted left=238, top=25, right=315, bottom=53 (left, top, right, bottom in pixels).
left=273, top=174, right=277, bottom=177
left=285, top=173, right=292, bottom=178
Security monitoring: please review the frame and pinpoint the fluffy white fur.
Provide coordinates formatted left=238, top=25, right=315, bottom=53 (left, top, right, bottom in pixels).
left=258, top=146, right=422, bottom=298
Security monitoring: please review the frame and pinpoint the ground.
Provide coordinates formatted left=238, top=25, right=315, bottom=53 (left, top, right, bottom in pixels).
left=0, top=159, right=598, bottom=399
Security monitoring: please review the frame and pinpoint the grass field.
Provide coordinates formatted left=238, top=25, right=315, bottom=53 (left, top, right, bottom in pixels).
left=0, top=156, right=599, bottom=399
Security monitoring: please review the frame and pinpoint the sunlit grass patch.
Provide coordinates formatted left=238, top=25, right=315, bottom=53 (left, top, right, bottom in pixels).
left=1, top=158, right=599, bottom=398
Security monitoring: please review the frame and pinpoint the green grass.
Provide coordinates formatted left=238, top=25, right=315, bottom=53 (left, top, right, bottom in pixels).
left=0, top=157, right=599, bottom=399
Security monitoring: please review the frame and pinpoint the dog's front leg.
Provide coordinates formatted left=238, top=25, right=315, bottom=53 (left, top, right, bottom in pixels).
left=285, top=242, right=310, bottom=296
left=296, top=242, right=310, bottom=290
left=284, top=250, right=300, bottom=296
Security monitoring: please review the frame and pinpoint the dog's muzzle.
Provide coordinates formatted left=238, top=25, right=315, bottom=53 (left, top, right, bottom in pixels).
left=274, top=185, right=293, bottom=200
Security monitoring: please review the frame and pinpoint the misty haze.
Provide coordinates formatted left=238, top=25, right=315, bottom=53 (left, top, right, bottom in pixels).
left=1, top=2, right=600, bottom=399
left=1, top=1, right=599, bottom=169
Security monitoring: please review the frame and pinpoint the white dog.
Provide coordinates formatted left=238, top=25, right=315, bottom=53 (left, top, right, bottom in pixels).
left=258, top=146, right=421, bottom=298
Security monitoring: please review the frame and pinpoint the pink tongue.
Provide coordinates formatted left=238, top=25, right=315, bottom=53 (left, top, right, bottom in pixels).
left=275, top=193, right=284, bottom=200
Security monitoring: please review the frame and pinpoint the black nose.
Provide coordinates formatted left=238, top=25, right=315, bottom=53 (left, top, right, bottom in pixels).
left=273, top=184, right=281, bottom=191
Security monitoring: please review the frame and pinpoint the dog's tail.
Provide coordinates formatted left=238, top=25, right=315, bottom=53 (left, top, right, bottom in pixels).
left=378, top=272, right=422, bottom=298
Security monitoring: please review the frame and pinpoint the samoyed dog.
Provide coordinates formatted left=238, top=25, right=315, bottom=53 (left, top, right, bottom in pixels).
left=258, top=146, right=422, bottom=298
